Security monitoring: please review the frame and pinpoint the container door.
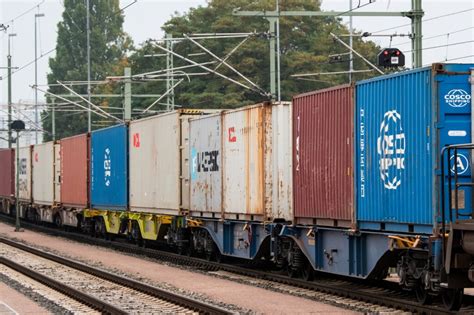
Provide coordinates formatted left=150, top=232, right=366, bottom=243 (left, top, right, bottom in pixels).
left=438, top=69, right=473, bottom=221
left=54, top=143, right=61, bottom=204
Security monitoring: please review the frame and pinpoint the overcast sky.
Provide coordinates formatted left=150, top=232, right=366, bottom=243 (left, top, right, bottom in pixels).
left=0, top=0, right=473, bottom=145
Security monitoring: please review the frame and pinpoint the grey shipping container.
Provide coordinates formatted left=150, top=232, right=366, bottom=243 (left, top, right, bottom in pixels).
left=189, top=102, right=293, bottom=221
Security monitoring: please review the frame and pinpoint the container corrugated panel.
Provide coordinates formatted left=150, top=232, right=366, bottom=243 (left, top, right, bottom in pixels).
left=190, top=113, right=222, bottom=214
left=268, top=103, right=293, bottom=220
left=32, top=142, right=55, bottom=205
left=91, top=124, right=128, bottom=210
left=16, top=146, right=32, bottom=202
left=220, top=102, right=293, bottom=220
left=61, top=134, right=89, bottom=208
left=293, top=85, right=354, bottom=224
left=356, top=68, right=433, bottom=225
left=0, top=149, right=14, bottom=198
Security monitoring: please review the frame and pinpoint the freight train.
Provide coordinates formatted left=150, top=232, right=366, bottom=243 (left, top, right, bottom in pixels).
left=0, top=63, right=473, bottom=310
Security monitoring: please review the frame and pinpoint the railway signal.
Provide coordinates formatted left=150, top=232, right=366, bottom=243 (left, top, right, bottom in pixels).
left=377, top=48, right=405, bottom=67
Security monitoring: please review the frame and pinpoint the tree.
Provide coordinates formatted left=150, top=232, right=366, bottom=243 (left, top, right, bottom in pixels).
left=128, top=0, right=381, bottom=112
left=42, top=0, right=131, bottom=140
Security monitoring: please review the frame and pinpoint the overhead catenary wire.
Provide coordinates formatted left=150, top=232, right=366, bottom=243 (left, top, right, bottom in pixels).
left=401, top=40, right=474, bottom=54
left=392, top=26, right=474, bottom=46
left=371, top=8, right=474, bottom=34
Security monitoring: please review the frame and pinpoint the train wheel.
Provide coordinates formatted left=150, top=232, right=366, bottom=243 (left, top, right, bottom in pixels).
left=131, top=221, right=143, bottom=247
left=415, top=285, right=431, bottom=305
left=301, top=261, right=315, bottom=281
left=441, top=288, right=463, bottom=311
left=287, top=265, right=299, bottom=278
left=54, top=214, right=62, bottom=228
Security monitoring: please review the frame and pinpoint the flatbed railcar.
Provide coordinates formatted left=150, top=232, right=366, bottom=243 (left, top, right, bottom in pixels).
left=1, top=63, right=474, bottom=311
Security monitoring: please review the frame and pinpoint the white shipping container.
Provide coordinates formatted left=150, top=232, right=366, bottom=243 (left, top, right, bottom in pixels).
left=190, top=102, right=293, bottom=221
left=16, top=146, right=32, bottom=201
left=129, top=110, right=207, bottom=214
left=32, top=142, right=55, bottom=205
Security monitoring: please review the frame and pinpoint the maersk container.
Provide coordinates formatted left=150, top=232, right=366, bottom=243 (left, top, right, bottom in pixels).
left=189, top=102, right=292, bottom=221
left=32, top=141, right=55, bottom=205
left=0, top=149, right=14, bottom=198
left=90, top=124, right=128, bottom=210
left=356, top=63, right=474, bottom=233
left=189, top=113, right=222, bottom=215
left=61, top=134, right=89, bottom=208
left=293, top=85, right=354, bottom=227
left=16, top=146, right=32, bottom=202
left=129, top=110, right=209, bottom=214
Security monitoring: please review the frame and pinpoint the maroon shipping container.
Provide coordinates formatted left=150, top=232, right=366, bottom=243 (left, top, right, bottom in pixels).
left=61, top=134, right=89, bottom=207
left=293, top=84, right=354, bottom=227
left=0, top=149, right=14, bottom=198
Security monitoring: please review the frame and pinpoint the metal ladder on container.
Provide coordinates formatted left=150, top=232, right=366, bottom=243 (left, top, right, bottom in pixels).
left=440, top=143, right=474, bottom=269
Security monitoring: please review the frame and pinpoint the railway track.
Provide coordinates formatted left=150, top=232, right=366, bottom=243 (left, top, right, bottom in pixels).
left=1, top=214, right=474, bottom=314
left=0, top=234, right=232, bottom=315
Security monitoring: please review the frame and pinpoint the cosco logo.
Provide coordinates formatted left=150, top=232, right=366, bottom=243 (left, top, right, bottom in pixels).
left=444, top=89, right=471, bottom=108
left=377, top=110, right=406, bottom=190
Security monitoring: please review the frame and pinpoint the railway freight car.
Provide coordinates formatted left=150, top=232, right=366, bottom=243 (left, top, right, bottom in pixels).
left=277, top=63, right=473, bottom=310
left=174, top=102, right=292, bottom=259
left=85, top=124, right=128, bottom=236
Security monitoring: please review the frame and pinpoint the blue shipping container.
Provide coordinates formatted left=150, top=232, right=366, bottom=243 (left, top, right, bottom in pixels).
left=356, top=64, right=473, bottom=233
left=90, top=124, right=128, bottom=210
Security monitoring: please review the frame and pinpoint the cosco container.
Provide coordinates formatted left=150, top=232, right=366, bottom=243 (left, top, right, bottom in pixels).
left=16, top=146, right=32, bottom=202
left=91, top=124, right=128, bottom=210
left=129, top=110, right=209, bottom=214
left=61, top=134, right=89, bottom=208
left=356, top=63, right=474, bottom=233
left=0, top=149, right=14, bottom=198
left=293, top=85, right=354, bottom=227
left=190, top=102, right=292, bottom=221
left=32, top=141, right=56, bottom=205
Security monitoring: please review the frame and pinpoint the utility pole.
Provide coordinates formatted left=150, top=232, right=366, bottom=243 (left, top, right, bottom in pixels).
left=165, top=33, right=175, bottom=111
left=123, top=67, right=131, bottom=121
left=35, top=13, right=45, bottom=144
left=51, top=97, right=56, bottom=141
left=349, top=0, right=353, bottom=83
left=7, top=33, right=17, bottom=149
left=86, top=0, right=91, bottom=132
left=408, top=0, right=423, bottom=68
left=233, top=1, right=424, bottom=95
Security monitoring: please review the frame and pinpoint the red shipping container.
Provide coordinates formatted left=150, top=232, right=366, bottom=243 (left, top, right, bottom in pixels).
left=0, top=149, right=14, bottom=198
left=61, top=134, right=89, bottom=207
left=293, top=84, right=354, bottom=227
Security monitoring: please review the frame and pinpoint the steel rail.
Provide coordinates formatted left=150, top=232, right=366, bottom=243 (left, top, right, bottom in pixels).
left=0, top=256, right=126, bottom=315
left=0, top=236, right=231, bottom=315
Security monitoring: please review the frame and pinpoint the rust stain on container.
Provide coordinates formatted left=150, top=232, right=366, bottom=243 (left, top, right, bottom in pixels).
left=0, top=149, right=14, bottom=198
left=61, top=133, right=89, bottom=208
left=293, top=85, right=354, bottom=224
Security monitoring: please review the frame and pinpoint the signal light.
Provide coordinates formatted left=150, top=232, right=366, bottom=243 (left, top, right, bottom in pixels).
left=377, top=48, right=405, bottom=67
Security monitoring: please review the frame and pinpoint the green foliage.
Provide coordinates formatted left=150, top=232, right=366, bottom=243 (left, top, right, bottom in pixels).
left=42, top=0, right=130, bottom=140
left=129, top=0, right=381, bottom=111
